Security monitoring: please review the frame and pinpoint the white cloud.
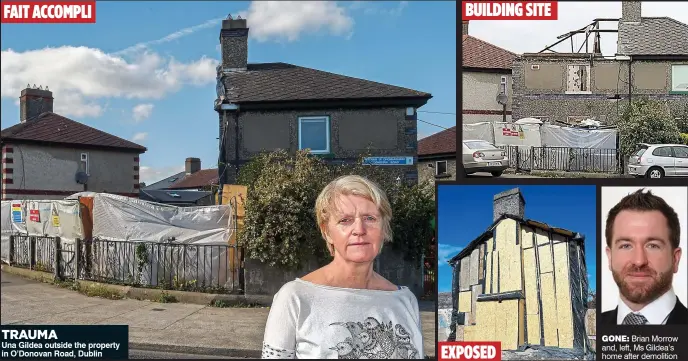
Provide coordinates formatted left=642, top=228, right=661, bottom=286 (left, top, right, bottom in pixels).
left=139, top=165, right=185, bottom=185
left=438, top=243, right=463, bottom=267
left=1, top=47, right=218, bottom=119
left=466, top=2, right=688, bottom=56
left=132, top=132, right=148, bottom=142
left=132, top=103, right=154, bottom=122
left=350, top=1, right=408, bottom=17
left=240, top=1, right=355, bottom=42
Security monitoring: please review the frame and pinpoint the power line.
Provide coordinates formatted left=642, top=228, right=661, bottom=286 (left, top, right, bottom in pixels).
left=418, top=110, right=456, bottom=115
left=418, top=119, right=456, bottom=132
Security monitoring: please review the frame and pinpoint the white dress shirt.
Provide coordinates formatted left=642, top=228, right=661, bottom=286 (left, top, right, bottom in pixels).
left=617, top=288, right=676, bottom=325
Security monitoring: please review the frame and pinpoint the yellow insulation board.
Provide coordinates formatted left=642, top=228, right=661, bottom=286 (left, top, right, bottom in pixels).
left=518, top=299, right=526, bottom=346
left=554, top=241, right=573, bottom=348
left=493, top=299, right=520, bottom=350
left=521, top=226, right=533, bottom=249
left=540, top=272, right=558, bottom=346
left=535, top=228, right=549, bottom=245
left=468, top=301, right=496, bottom=342
left=523, top=247, right=541, bottom=345
left=496, top=218, right=522, bottom=293
left=458, top=290, right=472, bottom=313
left=539, top=243, right=553, bottom=274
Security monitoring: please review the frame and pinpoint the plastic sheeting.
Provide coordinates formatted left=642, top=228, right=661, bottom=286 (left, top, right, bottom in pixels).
left=541, top=124, right=617, bottom=149
left=0, top=200, right=82, bottom=241
left=92, top=193, right=232, bottom=245
left=463, top=122, right=494, bottom=143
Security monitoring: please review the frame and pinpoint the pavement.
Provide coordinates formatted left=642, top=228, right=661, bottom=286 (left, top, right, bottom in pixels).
left=1, top=271, right=436, bottom=358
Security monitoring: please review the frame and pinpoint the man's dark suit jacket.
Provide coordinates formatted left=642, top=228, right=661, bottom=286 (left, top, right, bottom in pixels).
left=600, top=296, right=688, bottom=325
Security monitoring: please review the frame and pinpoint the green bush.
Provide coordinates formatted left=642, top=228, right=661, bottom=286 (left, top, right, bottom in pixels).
left=238, top=150, right=435, bottom=270
left=680, top=133, right=688, bottom=145
left=618, top=99, right=681, bottom=157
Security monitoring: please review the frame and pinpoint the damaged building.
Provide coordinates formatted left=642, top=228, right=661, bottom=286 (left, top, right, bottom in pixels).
left=447, top=188, right=589, bottom=352
left=511, top=1, right=688, bottom=125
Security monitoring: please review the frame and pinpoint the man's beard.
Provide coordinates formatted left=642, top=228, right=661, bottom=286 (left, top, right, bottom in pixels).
left=612, top=263, right=673, bottom=305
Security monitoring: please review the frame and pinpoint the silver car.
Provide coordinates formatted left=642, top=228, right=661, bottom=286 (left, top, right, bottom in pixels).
left=462, top=139, right=509, bottom=177
left=628, top=143, right=688, bottom=178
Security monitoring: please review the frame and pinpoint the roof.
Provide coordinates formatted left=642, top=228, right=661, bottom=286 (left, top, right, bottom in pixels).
left=168, top=169, right=219, bottom=189
left=448, top=214, right=583, bottom=265
left=143, top=171, right=187, bottom=190
left=1, top=112, right=146, bottom=152
left=139, top=189, right=212, bottom=204
left=618, top=17, right=688, bottom=56
left=223, top=63, right=432, bottom=104
left=462, top=35, right=517, bottom=70
left=418, top=126, right=456, bottom=156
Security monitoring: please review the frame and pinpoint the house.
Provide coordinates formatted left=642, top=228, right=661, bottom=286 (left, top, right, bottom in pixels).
left=1, top=87, right=146, bottom=200
left=166, top=157, right=218, bottom=191
left=447, top=188, right=589, bottom=351
left=213, top=17, right=432, bottom=189
left=462, top=20, right=518, bottom=124
left=417, top=126, right=457, bottom=185
left=142, top=171, right=186, bottom=190
left=139, top=189, right=213, bottom=207
left=512, top=1, right=688, bottom=125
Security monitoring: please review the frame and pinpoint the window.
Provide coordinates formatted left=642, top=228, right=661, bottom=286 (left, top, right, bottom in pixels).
left=80, top=153, right=89, bottom=175
left=673, top=146, right=688, bottom=158
left=500, top=76, right=508, bottom=95
left=566, top=64, right=591, bottom=94
left=671, top=65, right=688, bottom=93
left=298, top=116, right=330, bottom=154
left=406, top=107, right=415, bottom=116
left=436, top=161, right=448, bottom=176
left=652, top=147, right=672, bottom=158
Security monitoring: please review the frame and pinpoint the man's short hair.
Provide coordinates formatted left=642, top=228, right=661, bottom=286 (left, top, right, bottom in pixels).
left=605, top=189, right=681, bottom=249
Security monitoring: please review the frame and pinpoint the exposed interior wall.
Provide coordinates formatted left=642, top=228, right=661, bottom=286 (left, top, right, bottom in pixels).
left=454, top=218, right=587, bottom=351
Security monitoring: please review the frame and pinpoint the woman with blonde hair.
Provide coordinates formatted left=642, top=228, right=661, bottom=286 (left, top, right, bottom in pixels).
left=261, top=175, right=423, bottom=359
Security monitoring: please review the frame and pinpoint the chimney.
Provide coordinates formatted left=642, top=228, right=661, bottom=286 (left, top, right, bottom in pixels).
left=185, top=157, right=201, bottom=175
left=621, top=1, right=641, bottom=23
left=493, top=188, right=526, bottom=223
left=19, top=86, right=53, bottom=123
left=462, top=20, right=469, bottom=36
left=219, top=15, right=249, bottom=70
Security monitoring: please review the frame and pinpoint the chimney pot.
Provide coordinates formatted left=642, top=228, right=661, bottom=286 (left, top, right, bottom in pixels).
left=185, top=157, right=201, bottom=175
left=493, top=188, right=526, bottom=223
left=19, top=87, right=54, bottom=123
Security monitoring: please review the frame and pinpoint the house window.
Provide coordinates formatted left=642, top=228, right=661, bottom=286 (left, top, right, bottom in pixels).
left=500, top=76, right=508, bottom=95
left=298, top=116, right=330, bottom=154
left=436, top=161, right=448, bottom=176
left=671, top=65, right=688, bottom=93
left=566, top=64, right=591, bottom=94
left=80, top=153, right=89, bottom=175
left=406, top=107, right=415, bottom=116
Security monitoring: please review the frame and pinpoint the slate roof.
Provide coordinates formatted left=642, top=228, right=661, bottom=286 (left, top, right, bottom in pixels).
left=618, top=17, right=688, bottom=56
left=223, top=63, right=432, bottom=104
left=418, top=126, right=456, bottom=156
left=143, top=171, right=187, bottom=190
left=168, top=169, right=219, bottom=189
left=139, top=189, right=212, bottom=204
left=462, top=35, right=517, bottom=70
left=1, top=112, right=146, bottom=152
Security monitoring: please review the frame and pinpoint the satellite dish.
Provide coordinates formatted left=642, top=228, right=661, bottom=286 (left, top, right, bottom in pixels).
left=496, top=93, right=508, bottom=105
left=75, top=172, right=89, bottom=184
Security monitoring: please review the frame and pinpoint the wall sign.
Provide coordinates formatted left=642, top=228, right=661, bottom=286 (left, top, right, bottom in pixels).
left=362, top=157, right=414, bottom=166
left=11, top=202, right=23, bottom=223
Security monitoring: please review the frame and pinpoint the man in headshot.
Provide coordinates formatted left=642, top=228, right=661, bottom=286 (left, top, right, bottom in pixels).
left=601, top=189, right=687, bottom=325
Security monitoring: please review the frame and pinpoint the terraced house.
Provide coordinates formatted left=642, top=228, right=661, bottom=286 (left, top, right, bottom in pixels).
left=512, top=1, right=688, bottom=125
left=212, top=16, right=433, bottom=192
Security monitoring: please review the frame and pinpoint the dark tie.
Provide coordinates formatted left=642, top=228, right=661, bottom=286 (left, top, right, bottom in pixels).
left=622, top=313, right=648, bottom=325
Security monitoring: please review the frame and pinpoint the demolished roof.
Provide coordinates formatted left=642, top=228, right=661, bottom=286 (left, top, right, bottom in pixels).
left=448, top=214, right=584, bottom=265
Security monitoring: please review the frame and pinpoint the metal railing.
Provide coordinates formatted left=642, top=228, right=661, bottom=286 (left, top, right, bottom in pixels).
left=500, top=146, right=620, bottom=174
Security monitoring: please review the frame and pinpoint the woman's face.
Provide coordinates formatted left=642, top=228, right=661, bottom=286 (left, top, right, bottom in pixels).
left=325, top=194, right=384, bottom=263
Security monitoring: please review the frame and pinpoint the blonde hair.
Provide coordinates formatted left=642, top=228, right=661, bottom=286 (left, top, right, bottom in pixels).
left=315, top=175, right=393, bottom=256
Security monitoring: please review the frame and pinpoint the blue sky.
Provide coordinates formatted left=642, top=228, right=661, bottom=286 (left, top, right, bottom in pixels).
left=437, top=185, right=597, bottom=295
left=0, top=1, right=456, bottom=184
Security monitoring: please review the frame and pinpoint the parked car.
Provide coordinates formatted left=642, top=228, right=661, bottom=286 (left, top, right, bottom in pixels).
left=462, top=139, right=509, bottom=177
left=628, top=143, right=688, bottom=178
